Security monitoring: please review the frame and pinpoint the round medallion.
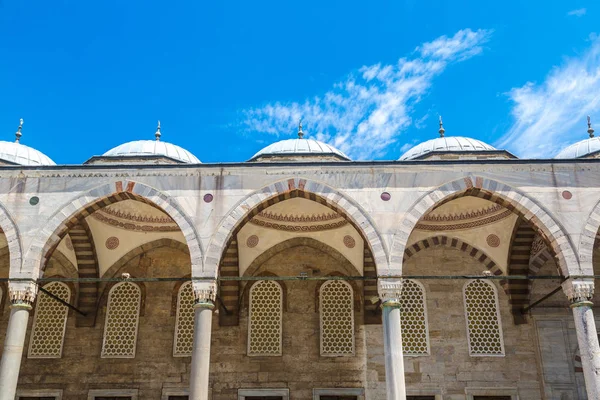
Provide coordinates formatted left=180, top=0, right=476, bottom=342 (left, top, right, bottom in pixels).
left=343, top=235, right=356, bottom=248
left=65, top=236, right=74, bottom=251
left=29, top=196, right=39, bottom=206
left=562, top=190, right=573, bottom=200
left=246, top=235, right=259, bottom=248
left=105, top=236, right=120, bottom=250
left=381, top=192, right=391, bottom=201
left=486, top=234, right=500, bottom=248
left=203, top=193, right=214, bottom=203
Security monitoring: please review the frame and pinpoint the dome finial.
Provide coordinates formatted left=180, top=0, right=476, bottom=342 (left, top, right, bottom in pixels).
left=438, top=115, right=445, bottom=137
left=298, top=118, right=304, bottom=139
left=15, top=118, right=23, bottom=143
left=588, top=115, right=595, bottom=138
left=155, top=120, right=161, bottom=141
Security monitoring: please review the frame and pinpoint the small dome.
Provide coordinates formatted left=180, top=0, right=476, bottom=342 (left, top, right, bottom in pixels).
left=555, top=137, right=600, bottom=159
left=0, top=120, right=55, bottom=166
left=0, top=141, right=56, bottom=166
left=250, top=138, right=350, bottom=161
left=103, top=140, right=201, bottom=163
left=399, top=136, right=496, bottom=160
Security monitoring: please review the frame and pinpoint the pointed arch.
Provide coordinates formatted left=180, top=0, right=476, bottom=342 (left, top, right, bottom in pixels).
left=391, top=176, right=578, bottom=277
left=23, top=180, right=202, bottom=281
left=0, top=199, right=23, bottom=277
left=579, top=197, right=600, bottom=275
left=203, top=177, right=388, bottom=280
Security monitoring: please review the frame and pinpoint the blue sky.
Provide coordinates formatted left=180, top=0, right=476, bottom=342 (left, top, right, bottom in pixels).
left=0, top=1, right=598, bottom=163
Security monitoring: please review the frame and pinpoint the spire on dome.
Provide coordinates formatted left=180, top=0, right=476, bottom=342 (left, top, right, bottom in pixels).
left=298, top=119, right=304, bottom=139
left=438, top=116, right=445, bottom=137
left=155, top=120, right=161, bottom=141
left=15, top=118, right=23, bottom=143
left=588, top=115, right=595, bottom=138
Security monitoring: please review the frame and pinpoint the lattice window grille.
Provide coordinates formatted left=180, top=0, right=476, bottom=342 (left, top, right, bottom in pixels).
left=173, top=281, right=194, bottom=356
left=463, top=279, right=505, bottom=356
left=320, top=280, right=355, bottom=356
left=28, top=282, right=71, bottom=358
left=400, top=279, right=430, bottom=356
left=101, top=282, right=141, bottom=358
left=248, top=280, right=282, bottom=356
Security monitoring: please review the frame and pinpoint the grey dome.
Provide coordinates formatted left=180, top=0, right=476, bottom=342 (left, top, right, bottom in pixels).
left=250, top=138, right=350, bottom=161
left=0, top=141, right=55, bottom=166
left=399, top=136, right=496, bottom=161
left=555, top=137, right=600, bottom=159
left=103, top=140, right=201, bottom=163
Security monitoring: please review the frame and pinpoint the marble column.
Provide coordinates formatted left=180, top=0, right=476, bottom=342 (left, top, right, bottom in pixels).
left=189, top=282, right=216, bottom=400
left=0, top=287, right=36, bottom=400
left=563, top=278, right=600, bottom=399
left=379, top=279, right=406, bottom=400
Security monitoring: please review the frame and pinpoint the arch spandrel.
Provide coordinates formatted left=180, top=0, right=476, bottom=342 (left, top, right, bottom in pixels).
left=579, top=199, right=600, bottom=275
left=202, top=177, right=389, bottom=280
left=22, top=180, right=203, bottom=283
left=390, top=176, right=579, bottom=277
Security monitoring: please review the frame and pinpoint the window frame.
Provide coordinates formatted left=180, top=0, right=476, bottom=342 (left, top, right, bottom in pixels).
left=400, top=279, right=430, bottom=357
left=16, top=389, right=63, bottom=399
left=319, top=279, right=355, bottom=357
left=312, top=387, right=365, bottom=400
left=27, top=281, right=71, bottom=359
left=465, top=387, right=519, bottom=400
left=87, top=389, right=139, bottom=400
left=405, top=388, right=443, bottom=399
left=463, top=279, right=505, bottom=357
left=101, top=281, right=142, bottom=359
left=247, top=280, right=283, bottom=357
left=173, top=281, right=194, bottom=357
left=161, top=388, right=190, bottom=400
left=237, top=388, right=289, bottom=400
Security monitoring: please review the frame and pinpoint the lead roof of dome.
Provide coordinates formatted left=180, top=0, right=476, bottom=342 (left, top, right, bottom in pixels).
left=399, top=136, right=497, bottom=161
left=555, top=118, right=600, bottom=159
left=101, top=122, right=201, bottom=163
left=249, top=122, right=350, bottom=161
left=0, top=120, right=56, bottom=166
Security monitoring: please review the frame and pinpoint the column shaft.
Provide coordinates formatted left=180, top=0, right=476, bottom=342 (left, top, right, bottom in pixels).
left=189, top=301, right=214, bottom=400
left=0, top=304, right=31, bottom=400
left=382, top=301, right=406, bottom=400
left=572, top=302, right=600, bottom=399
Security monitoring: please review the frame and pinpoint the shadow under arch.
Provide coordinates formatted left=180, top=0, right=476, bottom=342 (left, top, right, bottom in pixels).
left=390, top=175, right=578, bottom=277
left=203, top=177, right=388, bottom=280
left=23, top=180, right=202, bottom=282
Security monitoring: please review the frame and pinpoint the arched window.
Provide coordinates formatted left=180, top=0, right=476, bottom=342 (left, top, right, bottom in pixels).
left=248, top=280, right=282, bottom=356
left=101, top=282, right=141, bottom=358
left=463, top=279, right=505, bottom=356
left=28, top=282, right=71, bottom=358
left=173, top=281, right=194, bottom=357
left=400, top=279, right=430, bottom=356
left=320, top=280, right=354, bottom=356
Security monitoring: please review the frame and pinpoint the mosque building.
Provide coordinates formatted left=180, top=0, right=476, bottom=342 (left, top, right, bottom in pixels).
left=0, top=116, right=598, bottom=400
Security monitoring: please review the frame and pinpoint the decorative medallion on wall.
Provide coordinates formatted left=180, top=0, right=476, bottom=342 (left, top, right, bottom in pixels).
left=381, top=192, right=391, bottom=201
left=203, top=193, right=213, bottom=203
left=249, top=210, right=348, bottom=232
left=65, top=235, right=74, bottom=251
left=415, top=204, right=512, bottom=232
left=562, top=190, right=573, bottom=200
left=530, top=234, right=546, bottom=257
left=105, top=236, right=120, bottom=250
left=486, top=234, right=500, bottom=248
left=246, top=235, right=259, bottom=248
left=343, top=235, right=356, bottom=249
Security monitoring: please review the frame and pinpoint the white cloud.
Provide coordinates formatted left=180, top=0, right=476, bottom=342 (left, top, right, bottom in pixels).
left=567, top=8, right=587, bottom=17
left=497, top=39, right=600, bottom=158
left=240, top=29, right=492, bottom=159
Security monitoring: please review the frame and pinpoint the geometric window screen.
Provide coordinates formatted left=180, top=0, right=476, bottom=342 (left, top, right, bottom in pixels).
left=101, top=282, right=142, bottom=358
left=248, top=280, right=283, bottom=356
left=400, top=279, right=430, bottom=356
left=28, top=282, right=71, bottom=358
left=173, top=281, right=194, bottom=357
left=463, top=279, right=505, bottom=356
left=320, top=280, right=354, bottom=356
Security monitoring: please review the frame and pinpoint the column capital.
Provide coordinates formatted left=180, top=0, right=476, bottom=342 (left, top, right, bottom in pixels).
left=192, top=279, right=217, bottom=304
left=378, top=278, right=403, bottom=306
left=8, top=281, right=36, bottom=308
left=562, top=278, right=594, bottom=305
